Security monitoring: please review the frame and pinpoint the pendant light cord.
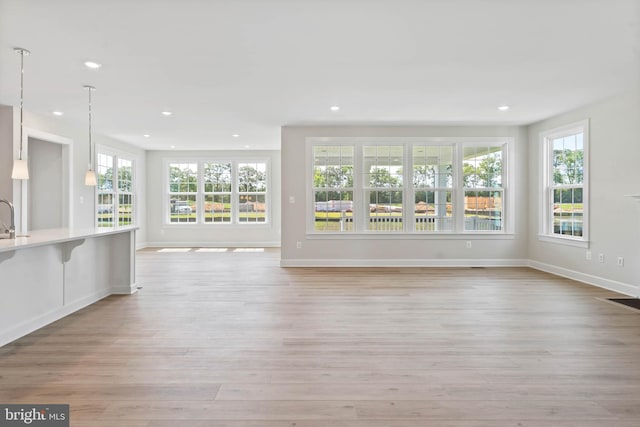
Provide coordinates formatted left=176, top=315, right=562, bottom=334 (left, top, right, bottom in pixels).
left=88, top=87, right=92, bottom=169
left=17, top=49, right=27, bottom=161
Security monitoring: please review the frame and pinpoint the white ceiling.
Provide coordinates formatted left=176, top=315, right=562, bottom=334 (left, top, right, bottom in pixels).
left=0, top=0, right=638, bottom=151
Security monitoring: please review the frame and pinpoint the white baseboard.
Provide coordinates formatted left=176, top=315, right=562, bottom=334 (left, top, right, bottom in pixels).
left=145, top=241, right=281, bottom=248
left=280, top=258, right=529, bottom=267
left=136, top=241, right=148, bottom=250
left=111, top=283, right=139, bottom=295
left=528, top=260, right=638, bottom=297
left=0, top=289, right=111, bottom=347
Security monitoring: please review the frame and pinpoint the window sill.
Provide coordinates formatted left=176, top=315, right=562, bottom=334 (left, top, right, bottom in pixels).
left=306, top=232, right=515, bottom=240
left=163, top=223, right=271, bottom=228
left=537, top=234, right=589, bottom=248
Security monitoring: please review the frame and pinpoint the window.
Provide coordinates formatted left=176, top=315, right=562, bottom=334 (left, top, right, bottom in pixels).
left=364, top=145, right=404, bottom=232
left=168, top=162, right=198, bottom=223
left=96, top=150, right=135, bottom=228
left=238, top=162, right=267, bottom=223
left=165, top=159, right=269, bottom=225
left=204, top=162, right=232, bottom=223
left=413, top=145, right=453, bottom=232
left=312, top=145, right=354, bottom=232
left=308, top=138, right=511, bottom=235
left=540, top=120, right=588, bottom=245
left=462, top=145, right=503, bottom=232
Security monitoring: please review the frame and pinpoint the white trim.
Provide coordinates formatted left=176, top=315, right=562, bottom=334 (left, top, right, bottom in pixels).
left=280, top=258, right=528, bottom=267
left=13, top=127, right=74, bottom=234
left=539, top=119, right=589, bottom=244
left=0, top=288, right=110, bottom=347
left=537, top=234, right=589, bottom=248
left=145, top=241, right=280, bottom=248
left=306, top=232, right=515, bottom=240
left=528, top=260, right=638, bottom=297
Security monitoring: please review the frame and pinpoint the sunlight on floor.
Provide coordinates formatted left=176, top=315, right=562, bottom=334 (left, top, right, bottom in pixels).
left=195, top=248, right=229, bottom=253
left=157, top=248, right=192, bottom=253
left=233, top=248, right=265, bottom=253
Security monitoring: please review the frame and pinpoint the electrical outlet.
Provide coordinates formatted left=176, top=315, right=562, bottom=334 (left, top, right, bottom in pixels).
left=617, top=257, right=624, bottom=267
left=466, top=241, right=472, bottom=249
left=598, top=253, right=605, bottom=263
left=585, top=251, right=592, bottom=260
left=296, top=241, right=302, bottom=249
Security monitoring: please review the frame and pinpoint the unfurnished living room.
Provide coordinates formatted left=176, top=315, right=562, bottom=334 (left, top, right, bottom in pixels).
left=1, top=0, right=639, bottom=426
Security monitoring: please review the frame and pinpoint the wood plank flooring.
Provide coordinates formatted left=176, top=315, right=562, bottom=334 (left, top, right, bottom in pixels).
left=1, top=248, right=640, bottom=426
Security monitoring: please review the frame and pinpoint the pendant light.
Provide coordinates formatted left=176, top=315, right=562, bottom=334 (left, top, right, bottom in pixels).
left=11, top=47, right=30, bottom=180
left=84, top=85, right=97, bottom=186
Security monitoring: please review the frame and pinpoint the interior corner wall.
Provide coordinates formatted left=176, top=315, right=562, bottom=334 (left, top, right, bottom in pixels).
left=144, top=150, right=281, bottom=247
left=281, top=125, right=529, bottom=266
left=526, top=90, right=640, bottom=296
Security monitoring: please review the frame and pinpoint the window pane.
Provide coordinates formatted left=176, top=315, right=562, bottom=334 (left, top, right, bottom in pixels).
left=118, top=194, right=133, bottom=226
left=552, top=133, right=584, bottom=185
left=413, top=145, right=453, bottom=188
left=118, top=158, right=133, bottom=192
left=204, top=194, right=231, bottom=223
left=169, top=163, right=198, bottom=193
left=552, top=188, right=583, bottom=237
left=414, top=190, right=453, bottom=232
left=97, top=193, right=114, bottom=227
left=313, top=145, right=354, bottom=189
left=463, top=146, right=502, bottom=188
left=204, top=162, right=232, bottom=192
left=464, top=190, right=503, bottom=231
left=367, top=190, right=403, bottom=232
left=238, top=194, right=266, bottom=223
left=364, top=145, right=403, bottom=188
left=313, top=191, right=354, bottom=232
left=97, top=153, right=113, bottom=191
left=238, top=162, right=267, bottom=192
left=169, top=195, right=196, bottom=223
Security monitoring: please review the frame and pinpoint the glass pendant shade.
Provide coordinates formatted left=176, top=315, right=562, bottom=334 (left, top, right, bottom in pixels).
left=85, top=169, right=97, bottom=186
left=11, top=159, right=29, bottom=180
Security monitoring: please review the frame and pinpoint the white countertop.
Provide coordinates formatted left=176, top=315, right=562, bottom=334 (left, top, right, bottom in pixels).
left=0, top=227, right=137, bottom=253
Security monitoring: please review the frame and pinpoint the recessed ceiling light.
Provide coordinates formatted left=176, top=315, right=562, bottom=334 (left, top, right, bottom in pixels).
left=84, top=61, right=102, bottom=69
left=169, top=145, right=176, bottom=149
left=233, top=134, right=240, bottom=138
left=498, top=105, right=510, bottom=111
left=330, top=105, right=340, bottom=112
left=52, top=111, right=64, bottom=116
left=244, top=145, right=251, bottom=149
left=143, top=134, right=151, bottom=138
left=161, top=111, right=172, bottom=116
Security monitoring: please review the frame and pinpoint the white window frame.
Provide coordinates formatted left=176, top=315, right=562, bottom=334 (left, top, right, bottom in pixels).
left=538, top=119, right=589, bottom=247
left=306, top=137, right=514, bottom=238
left=163, top=158, right=270, bottom=226
left=95, top=146, right=137, bottom=228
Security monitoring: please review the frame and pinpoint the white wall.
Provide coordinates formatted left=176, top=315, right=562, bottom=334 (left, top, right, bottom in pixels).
left=28, top=137, right=63, bottom=230
left=0, top=105, right=147, bottom=244
left=281, top=125, right=529, bottom=266
left=145, top=149, right=281, bottom=247
left=527, top=90, right=640, bottom=296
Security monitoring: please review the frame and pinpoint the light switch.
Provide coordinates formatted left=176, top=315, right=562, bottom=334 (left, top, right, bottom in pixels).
left=289, top=196, right=295, bottom=204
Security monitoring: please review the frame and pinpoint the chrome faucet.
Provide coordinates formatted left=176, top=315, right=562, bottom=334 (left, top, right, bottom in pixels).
left=0, top=199, right=16, bottom=239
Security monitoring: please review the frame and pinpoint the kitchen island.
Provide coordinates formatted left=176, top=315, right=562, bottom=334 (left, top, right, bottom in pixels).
left=0, top=227, right=137, bottom=346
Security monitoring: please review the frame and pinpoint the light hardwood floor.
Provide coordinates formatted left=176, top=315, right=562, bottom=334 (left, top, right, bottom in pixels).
left=1, top=248, right=640, bottom=426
